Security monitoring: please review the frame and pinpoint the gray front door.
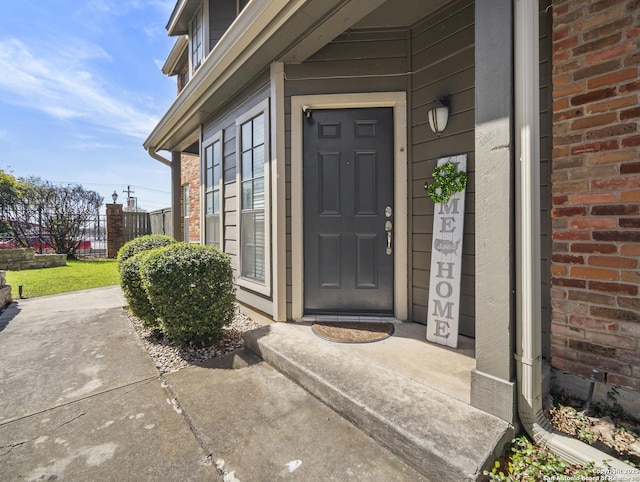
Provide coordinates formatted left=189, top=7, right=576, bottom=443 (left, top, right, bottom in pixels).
left=303, top=108, right=394, bottom=314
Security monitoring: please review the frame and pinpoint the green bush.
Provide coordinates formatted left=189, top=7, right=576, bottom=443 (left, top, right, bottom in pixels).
left=117, top=234, right=176, bottom=266
left=484, top=436, right=605, bottom=481
left=140, top=243, right=236, bottom=346
left=117, top=234, right=176, bottom=327
left=119, top=251, right=158, bottom=328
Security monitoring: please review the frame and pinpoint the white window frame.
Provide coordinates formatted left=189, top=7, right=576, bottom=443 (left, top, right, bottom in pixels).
left=235, top=99, right=271, bottom=296
left=202, top=130, right=224, bottom=249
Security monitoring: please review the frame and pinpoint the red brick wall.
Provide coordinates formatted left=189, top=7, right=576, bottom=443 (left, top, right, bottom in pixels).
left=181, top=153, right=201, bottom=243
left=177, top=68, right=188, bottom=94
left=551, top=0, right=640, bottom=391
left=106, top=203, right=124, bottom=258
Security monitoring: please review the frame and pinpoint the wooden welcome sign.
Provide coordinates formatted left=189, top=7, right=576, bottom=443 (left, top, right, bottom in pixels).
left=426, top=154, right=467, bottom=348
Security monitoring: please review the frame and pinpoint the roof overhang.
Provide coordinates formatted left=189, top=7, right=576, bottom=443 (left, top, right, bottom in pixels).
left=145, top=0, right=387, bottom=154
left=166, top=0, right=201, bottom=36
left=162, top=35, right=188, bottom=76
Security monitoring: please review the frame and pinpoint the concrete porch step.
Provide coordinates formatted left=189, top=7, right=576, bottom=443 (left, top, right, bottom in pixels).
left=245, top=322, right=512, bottom=481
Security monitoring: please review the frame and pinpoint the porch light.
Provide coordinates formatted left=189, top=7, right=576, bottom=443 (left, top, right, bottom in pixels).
left=428, top=97, right=450, bottom=135
left=111, top=190, right=118, bottom=203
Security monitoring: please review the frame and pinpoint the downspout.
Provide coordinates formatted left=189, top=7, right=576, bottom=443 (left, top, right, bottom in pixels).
left=514, top=0, right=632, bottom=470
left=146, top=147, right=183, bottom=241
left=147, top=147, right=171, bottom=167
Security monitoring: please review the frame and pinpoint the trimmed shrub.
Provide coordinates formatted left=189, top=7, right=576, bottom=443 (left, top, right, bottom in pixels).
left=117, top=234, right=176, bottom=266
left=119, top=250, right=158, bottom=328
left=117, top=234, right=176, bottom=327
left=140, top=243, right=235, bottom=346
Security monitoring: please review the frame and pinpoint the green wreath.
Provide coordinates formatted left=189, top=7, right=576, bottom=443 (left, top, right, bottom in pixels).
left=426, top=161, right=467, bottom=203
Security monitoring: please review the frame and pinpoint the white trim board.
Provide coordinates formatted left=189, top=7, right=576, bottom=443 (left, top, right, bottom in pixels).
left=270, top=62, right=287, bottom=321
left=290, top=92, right=408, bottom=321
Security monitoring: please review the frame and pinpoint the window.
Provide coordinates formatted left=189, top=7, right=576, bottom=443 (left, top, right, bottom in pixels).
left=240, top=113, right=265, bottom=282
left=190, top=9, right=203, bottom=72
left=204, top=135, right=222, bottom=248
left=236, top=99, right=270, bottom=294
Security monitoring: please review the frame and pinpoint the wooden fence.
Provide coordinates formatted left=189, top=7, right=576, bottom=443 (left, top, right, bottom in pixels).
left=123, top=211, right=151, bottom=243
left=149, top=208, right=172, bottom=237
left=106, top=205, right=172, bottom=258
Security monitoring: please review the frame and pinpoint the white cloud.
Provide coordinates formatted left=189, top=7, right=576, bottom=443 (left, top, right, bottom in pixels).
left=144, top=25, right=167, bottom=40
left=148, top=0, right=176, bottom=13
left=80, top=1, right=173, bottom=39
left=81, top=0, right=174, bottom=16
left=0, top=37, right=159, bottom=139
left=69, top=142, right=118, bottom=150
left=82, top=0, right=140, bottom=15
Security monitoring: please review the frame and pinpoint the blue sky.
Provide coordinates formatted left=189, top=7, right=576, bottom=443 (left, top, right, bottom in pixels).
left=0, top=0, right=178, bottom=212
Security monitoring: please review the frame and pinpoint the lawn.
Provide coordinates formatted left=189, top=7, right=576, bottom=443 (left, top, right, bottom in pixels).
left=6, top=259, right=120, bottom=298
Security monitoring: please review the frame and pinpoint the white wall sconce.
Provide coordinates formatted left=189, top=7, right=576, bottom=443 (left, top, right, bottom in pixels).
left=428, top=97, right=450, bottom=135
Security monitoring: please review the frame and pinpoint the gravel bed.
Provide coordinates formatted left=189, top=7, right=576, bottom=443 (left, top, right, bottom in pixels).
left=127, top=306, right=264, bottom=374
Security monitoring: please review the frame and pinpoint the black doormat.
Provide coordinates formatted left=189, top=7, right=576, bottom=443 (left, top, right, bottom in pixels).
left=311, top=321, right=395, bottom=344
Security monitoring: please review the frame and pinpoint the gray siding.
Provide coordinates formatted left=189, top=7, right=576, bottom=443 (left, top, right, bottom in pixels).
left=284, top=28, right=410, bottom=319
left=222, top=124, right=236, bottom=184
left=410, top=0, right=476, bottom=336
left=208, top=0, right=236, bottom=52
left=285, top=29, right=409, bottom=97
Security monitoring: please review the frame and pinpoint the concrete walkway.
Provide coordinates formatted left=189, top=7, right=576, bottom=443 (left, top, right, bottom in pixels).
left=0, top=286, right=428, bottom=481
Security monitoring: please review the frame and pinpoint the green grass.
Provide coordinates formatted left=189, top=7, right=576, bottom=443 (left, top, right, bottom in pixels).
left=6, top=259, right=120, bottom=298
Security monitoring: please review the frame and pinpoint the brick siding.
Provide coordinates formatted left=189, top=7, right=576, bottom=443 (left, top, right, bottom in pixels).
left=181, top=153, right=201, bottom=242
left=106, top=203, right=124, bottom=258
left=551, top=0, right=640, bottom=390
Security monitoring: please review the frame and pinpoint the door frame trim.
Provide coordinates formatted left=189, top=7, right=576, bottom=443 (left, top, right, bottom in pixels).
left=291, top=92, right=408, bottom=320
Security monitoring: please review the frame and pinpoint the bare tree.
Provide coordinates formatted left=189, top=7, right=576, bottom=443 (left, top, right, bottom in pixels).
left=42, top=183, right=103, bottom=257
left=0, top=170, right=33, bottom=247
left=0, top=172, right=103, bottom=257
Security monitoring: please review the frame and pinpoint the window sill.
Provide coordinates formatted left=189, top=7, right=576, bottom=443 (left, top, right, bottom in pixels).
left=237, top=276, right=270, bottom=297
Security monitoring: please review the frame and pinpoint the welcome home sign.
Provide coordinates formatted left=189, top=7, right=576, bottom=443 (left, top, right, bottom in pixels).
left=426, top=154, right=467, bottom=349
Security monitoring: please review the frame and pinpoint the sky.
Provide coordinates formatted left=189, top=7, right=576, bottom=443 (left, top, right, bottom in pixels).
left=0, top=0, right=178, bottom=213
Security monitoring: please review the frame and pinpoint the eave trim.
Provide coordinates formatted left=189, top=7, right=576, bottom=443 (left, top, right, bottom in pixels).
left=162, top=35, right=188, bottom=76
left=145, top=0, right=307, bottom=152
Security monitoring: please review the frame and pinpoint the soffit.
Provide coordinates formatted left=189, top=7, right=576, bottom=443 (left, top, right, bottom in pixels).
left=162, top=36, right=188, bottom=75
left=167, top=0, right=201, bottom=36
left=354, top=0, right=450, bottom=29
left=279, top=0, right=387, bottom=64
